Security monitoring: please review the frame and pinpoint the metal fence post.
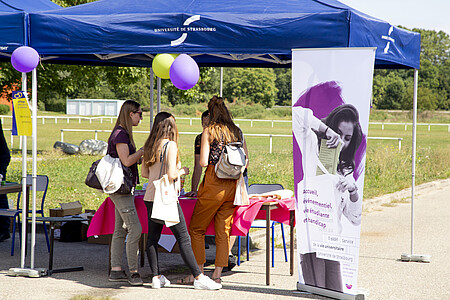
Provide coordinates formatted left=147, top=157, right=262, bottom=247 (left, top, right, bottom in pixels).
left=95, top=130, right=98, bottom=140
left=398, top=138, right=402, bottom=151
left=61, top=129, right=64, bottom=143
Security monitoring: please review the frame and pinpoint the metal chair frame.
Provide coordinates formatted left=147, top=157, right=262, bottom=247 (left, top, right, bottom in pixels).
left=237, top=183, right=288, bottom=267
left=12, top=175, right=50, bottom=256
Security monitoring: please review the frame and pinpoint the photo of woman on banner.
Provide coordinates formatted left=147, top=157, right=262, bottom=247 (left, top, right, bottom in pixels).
left=293, top=81, right=365, bottom=293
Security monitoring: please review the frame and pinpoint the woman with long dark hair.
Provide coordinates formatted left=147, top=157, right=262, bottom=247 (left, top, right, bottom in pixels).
left=189, top=96, right=249, bottom=283
left=107, top=100, right=144, bottom=286
left=142, top=112, right=221, bottom=290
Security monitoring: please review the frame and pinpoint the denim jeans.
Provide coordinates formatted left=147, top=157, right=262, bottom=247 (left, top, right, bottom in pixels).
left=110, top=193, right=142, bottom=272
left=145, top=201, right=201, bottom=278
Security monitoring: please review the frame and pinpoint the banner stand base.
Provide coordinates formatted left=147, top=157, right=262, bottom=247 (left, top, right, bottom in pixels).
left=297, top=282, right=365, bottom=300
left=7, top=267, right=47, bottom=278
left=400, top=254, right=431, bottom=263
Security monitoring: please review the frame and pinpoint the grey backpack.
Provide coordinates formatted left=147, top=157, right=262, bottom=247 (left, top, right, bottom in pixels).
left=215, top=142, right=246, bottom=179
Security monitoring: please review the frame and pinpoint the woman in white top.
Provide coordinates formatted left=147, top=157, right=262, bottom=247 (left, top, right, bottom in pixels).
left=141, top=112, right=221, bottom=290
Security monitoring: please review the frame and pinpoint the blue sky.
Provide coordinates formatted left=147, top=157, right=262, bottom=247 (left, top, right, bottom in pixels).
left=338, top=0, right=450, bottom=35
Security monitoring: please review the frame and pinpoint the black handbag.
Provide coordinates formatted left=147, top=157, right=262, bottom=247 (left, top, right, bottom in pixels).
left=85, top=155, right=134, bottom=194
left=85, top=159, right=102, bottom=190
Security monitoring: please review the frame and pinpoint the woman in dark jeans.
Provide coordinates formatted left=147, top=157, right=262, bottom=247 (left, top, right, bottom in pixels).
left=141, top=112, right=221, bottom=290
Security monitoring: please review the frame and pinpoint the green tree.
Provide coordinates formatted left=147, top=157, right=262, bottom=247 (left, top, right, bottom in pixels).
left=376, top=74, right=405, bottom=109
left=223, top=68, right=278, bottom=108
left=274, top=68, right=291, bottom=106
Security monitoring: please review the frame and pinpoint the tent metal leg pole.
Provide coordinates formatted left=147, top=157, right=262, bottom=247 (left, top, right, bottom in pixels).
left=411, top=68, right=418, bottom=256
left=220, top=67, right=223, bottom=97
left=157, top=77, right=161, bottom=113
left=20, top=73, right=27, bottom=270
left=400, top=69, right=431, bottom=263
left=31, top=68, right=38, bottom=269
left=150, top=68, right=154, bottom=129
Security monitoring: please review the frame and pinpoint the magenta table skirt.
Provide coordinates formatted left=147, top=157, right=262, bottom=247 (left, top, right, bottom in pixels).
left=87, top=195, right=295, bottom=237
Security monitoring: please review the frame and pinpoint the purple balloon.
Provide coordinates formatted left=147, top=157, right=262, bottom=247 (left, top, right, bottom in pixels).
left=169, top=54, right=199, bottom=90
left=11, top=46, right=40, bottom=73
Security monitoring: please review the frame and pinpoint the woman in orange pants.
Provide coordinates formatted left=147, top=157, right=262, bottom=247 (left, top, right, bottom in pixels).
left=189, top=96, right=248, bottom=283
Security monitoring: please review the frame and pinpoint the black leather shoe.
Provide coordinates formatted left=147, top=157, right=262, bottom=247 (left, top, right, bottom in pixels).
left=0, top=232, right=11, bottom=242
left=223, top=254, right=237, bottom=272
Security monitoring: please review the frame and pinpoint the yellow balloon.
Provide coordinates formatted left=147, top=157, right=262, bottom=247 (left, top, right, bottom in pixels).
left=152, top=54, right=177, bottom=79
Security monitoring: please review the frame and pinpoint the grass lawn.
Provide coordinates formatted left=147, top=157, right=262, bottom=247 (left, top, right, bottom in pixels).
left=1, top=111, right=449, bottom=213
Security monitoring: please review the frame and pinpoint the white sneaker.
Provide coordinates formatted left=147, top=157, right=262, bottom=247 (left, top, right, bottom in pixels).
left=152, top=275, right=171, bottom=289
left=194, top=274, right=222, bottom=290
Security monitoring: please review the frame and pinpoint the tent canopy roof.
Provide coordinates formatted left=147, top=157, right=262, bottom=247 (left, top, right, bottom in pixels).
left=0, top=0, right=60, bottom=54
left=25, top=0, right=419, bottom=69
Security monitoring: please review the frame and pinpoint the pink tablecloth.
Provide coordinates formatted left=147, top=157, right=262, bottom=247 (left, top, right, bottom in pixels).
left=87, top=196, right=149, bottom=237
left=87, top=195, right=295, bottom=237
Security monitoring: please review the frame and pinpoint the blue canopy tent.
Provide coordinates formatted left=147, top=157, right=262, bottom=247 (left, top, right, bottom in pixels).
left=0, top=0, right=60, bottom=57
left=10, top=0, right=425, bottom=286
left=28, top=0, right=420, bottom=69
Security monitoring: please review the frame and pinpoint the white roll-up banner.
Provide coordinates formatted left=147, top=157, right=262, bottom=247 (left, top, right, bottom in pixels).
left=292, top=48, right=375, bottom=296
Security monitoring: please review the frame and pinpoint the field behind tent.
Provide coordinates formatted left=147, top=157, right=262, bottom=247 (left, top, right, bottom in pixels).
left=1, top=112, right=449, bottom=213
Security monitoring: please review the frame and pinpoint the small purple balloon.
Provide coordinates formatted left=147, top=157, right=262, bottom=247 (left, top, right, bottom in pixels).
left=169, top=54, right=199, bottom=90
left=11, top=46, right=40, bottom=73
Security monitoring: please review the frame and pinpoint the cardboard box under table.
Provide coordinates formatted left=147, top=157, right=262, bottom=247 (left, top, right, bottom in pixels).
left=50, top=201, right=82, bottom=217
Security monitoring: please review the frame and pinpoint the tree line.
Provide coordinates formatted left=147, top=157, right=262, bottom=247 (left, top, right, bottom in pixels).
left=0, top=0, right=448, bottom=111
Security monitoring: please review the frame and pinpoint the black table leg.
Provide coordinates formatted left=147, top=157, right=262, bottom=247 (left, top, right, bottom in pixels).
left=290, top=210, right=294, bottom=276
left=266, top=207, right=270, bottom=286
left=47, top=221, right=84, bottom=276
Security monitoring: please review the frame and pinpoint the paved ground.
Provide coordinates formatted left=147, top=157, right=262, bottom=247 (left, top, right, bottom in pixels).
left=0, top=178, right=449, bottom=300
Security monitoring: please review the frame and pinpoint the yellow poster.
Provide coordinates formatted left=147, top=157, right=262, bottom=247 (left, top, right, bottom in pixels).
left=12, top=91, right=32, bottom=136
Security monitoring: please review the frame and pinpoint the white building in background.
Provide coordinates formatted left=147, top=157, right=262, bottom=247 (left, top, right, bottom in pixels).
left=66, top=99, right=125, bottom=116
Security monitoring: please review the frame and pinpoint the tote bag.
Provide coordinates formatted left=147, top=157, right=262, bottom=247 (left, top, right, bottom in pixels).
left=234, top=173, right=249, bottom=206
left=85, top=155, right=133, bottom=194
left=151, top=174, right=180, bottom=227
left=150, top=141, right=180, bottom=227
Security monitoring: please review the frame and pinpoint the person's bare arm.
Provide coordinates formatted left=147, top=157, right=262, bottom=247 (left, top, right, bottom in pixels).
left=190, top=154, right=202, bottom=192
left=243, top=138, right=249, bottom=168
left=116, top=143, right=143, bottom=167
left=199, top=128, right=210, bottom=167
left=141, top=163, right=149, bottom=178
left=166, top=141, right=189, bottom=181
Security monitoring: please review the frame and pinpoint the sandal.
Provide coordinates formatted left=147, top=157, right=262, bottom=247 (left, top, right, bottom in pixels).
left=176, top=275, right=194, bottom=285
